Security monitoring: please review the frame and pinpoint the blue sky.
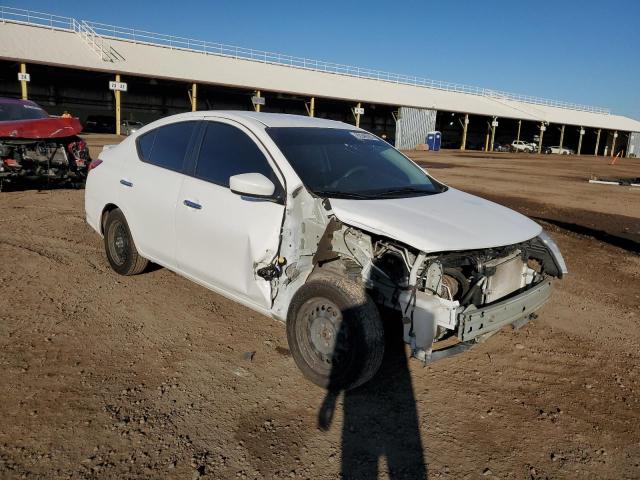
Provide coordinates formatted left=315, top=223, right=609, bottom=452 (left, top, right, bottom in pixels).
left=7, top=0, right=640, bottom=118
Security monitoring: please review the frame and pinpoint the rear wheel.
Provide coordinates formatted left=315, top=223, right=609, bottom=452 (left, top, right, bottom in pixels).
left=286, top=273, right=384, bottom=390
left=103, top=208, right=148, bottom=276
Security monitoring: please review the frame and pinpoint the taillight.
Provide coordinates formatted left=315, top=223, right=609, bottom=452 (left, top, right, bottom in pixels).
left=88, top=159, right=103, bottom=171
left=68, top=140, right=87, bottom=152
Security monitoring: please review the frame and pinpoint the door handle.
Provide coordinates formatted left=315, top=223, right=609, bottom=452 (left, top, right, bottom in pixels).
left=120, top=179, right=133, bottom=187
left=183, top=199, right=202, bottom=210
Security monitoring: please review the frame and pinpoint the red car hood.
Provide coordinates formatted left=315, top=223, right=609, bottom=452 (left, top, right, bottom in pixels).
left=0, top=117, right=83, bottom=139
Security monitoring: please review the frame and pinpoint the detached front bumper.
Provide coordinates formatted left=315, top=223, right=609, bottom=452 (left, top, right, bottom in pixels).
left=457, top=279, right=552, bottom=342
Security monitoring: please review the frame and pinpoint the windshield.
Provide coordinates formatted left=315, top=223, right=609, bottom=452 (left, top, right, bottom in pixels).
left=267, top=127, right=445, bottom=199
left=0, top=100, right=48, bottom=121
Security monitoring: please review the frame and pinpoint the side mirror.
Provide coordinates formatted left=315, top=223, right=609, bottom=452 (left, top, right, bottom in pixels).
left=229, top=173, right=275, bottom=198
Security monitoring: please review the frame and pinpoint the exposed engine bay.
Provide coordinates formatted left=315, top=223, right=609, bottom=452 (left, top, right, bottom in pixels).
left=266, top=189, right=567, bottom=362
left=0, top=97, right=90, bottom=189
left=0, top=137, right=89, bottom=188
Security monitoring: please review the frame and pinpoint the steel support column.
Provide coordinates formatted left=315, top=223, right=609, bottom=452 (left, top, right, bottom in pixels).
left=355, top=102, right=362, bottom=128
left=254, top=90, right=262, bottom=112
left=594, top=129, right=601, bottom=156
left=577, top=128, right=584, bottom=155
left=484, top=121, right=490, bottom=151
left=516, top=119, right=522, bottom=144
left=538, top=123, right=546, bottom=154
left=461, top=113, right=469, bottom=150
left=309, top=97, right=315, bottom=117
left=191, top=83, right=197, bottom=112
left=115, top=74, right=121, bottom=136
left=611, top=131, right=618, bottom=157
left=558, top=125, right=565, bottom=154
left=490, top=117, right=497, bottom=152
left=20, top=63, right=28, bottom=100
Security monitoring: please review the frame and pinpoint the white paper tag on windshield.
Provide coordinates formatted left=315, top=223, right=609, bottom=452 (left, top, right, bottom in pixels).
left=349, top=131, right=377, bottom=141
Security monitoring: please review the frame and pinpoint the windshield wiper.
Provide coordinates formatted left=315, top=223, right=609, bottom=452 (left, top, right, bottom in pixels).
left=313, top=190, right=373, bottom=199
left=372, top=187, right=437, bottom=198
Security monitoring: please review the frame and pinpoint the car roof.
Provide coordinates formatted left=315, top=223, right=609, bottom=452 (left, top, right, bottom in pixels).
left=0, top=97, right=41, bottom=107
left=169, top=110, right=356, bottom=129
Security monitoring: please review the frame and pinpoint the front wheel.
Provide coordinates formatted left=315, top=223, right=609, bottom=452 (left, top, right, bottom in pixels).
left=286, top=273, right=385, bottom=390
left=103, top=208, right=149, bottom=276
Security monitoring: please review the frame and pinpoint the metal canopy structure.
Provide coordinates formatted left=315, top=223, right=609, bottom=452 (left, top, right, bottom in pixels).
left=1, top=5, right=639, bottom=133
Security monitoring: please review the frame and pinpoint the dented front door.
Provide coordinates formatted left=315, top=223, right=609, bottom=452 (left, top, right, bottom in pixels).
left=175, top=176, right=284, bottom=308
left=174, top=119, right=285, bottom=308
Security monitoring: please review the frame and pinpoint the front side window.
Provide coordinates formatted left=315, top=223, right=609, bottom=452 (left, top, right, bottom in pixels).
left=195, top=122, right=278, bottom=188
left=136, top=121, right=197, bottom=172
left=267, top=127, right=445, bottom=199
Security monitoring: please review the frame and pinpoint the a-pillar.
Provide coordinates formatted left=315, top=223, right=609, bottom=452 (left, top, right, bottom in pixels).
left=490, top=117, right=498, bottom=152
left=577, top=127, right=585, bottom=155
left=460, top=113, right=469, bottom=150
left=114, top=74, right=122, bottom=136
left=558, top=125, right=565, bottom=154
left=594, top=129, right=601, bottom=156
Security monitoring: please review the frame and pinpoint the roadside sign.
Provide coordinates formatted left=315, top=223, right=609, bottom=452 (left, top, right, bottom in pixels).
left=491, top=120, right=499, bottom=127
left=354, top=107, right=365, bottom=115
left=251, top=96, right=265, bottom=106
left=17, top=73, right=30, bottom=82
left=540, top=126, right=546, bottom=132
left=109, top=81, right=128, bottom=92
left=580, top=129, right=585, bottom=135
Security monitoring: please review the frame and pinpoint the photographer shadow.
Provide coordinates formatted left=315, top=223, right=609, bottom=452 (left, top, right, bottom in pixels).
left=318, top=309, right=428, bottom=479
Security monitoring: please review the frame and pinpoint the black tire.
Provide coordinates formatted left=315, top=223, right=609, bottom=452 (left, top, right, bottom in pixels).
left=286, top=273, right=384, bottom=390
left=103, top=208, right=148, bottom=276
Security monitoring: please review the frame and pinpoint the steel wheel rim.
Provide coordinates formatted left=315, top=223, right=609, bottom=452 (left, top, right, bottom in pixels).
left=108, top=221, right=129, bottom=266
left=297, top=297, right=347, bottom=375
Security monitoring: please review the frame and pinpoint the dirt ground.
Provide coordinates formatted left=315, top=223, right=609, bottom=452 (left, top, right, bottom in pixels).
left=1, top=144, right=639, bottom=479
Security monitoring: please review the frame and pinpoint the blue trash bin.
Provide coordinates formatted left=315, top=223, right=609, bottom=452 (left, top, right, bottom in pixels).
left=426, top=131, right=442, bottom=151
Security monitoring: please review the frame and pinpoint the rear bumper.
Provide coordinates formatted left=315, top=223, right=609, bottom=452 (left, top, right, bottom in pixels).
left=457, top=280, right=552, bottom=342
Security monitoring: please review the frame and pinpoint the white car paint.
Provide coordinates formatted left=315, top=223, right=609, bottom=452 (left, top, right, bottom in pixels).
left=511, top=140, right=534, bottom=152
left=330, top=188, right=542, bottom=253
left=85, top=111, right=563, bottom=367
left=547, top=146, right=573, bottom=155
left=86, top=111, right=545, bottom=311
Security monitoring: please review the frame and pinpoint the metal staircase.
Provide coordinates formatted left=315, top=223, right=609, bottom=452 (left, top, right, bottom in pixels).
left=71, top=19, right=125, bottom=63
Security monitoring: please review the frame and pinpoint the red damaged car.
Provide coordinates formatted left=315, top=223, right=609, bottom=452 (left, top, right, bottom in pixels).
left=0, top=97, right=90, bottom=189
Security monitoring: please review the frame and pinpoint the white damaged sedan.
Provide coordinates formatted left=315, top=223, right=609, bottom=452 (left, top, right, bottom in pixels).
left=85, top=112, right=567, bottom=389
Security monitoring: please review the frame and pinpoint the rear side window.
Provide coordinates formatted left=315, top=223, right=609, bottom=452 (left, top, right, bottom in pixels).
left=195, top=122, right=277, bottom=187
left=137, top=121, right=197, bottom=173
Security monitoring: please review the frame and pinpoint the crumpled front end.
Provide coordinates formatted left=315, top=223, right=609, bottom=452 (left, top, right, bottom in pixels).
left=266, top=189, right=566, bottom=363
left=385, top=235, right=567, bottom=360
